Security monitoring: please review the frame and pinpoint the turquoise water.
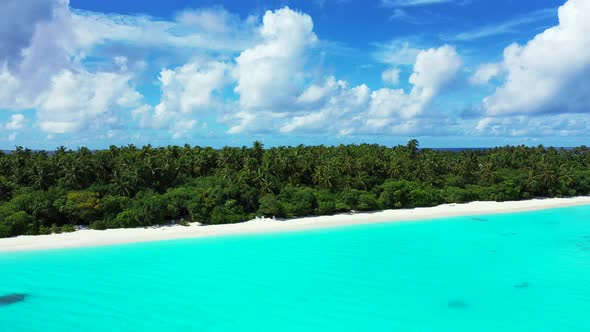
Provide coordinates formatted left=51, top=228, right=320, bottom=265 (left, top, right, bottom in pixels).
left=1, top=206, right=590, bottom=331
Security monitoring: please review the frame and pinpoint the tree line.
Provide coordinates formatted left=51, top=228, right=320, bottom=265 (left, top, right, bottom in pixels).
left=1, top=140, right=589, bottom=238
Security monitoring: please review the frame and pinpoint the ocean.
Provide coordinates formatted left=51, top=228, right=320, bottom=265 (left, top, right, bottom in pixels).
left=1, top=205, right=589, bottom=331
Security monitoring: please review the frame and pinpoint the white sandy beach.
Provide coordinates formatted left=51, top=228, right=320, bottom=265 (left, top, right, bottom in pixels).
left=1, top=197, right=589, bottom=252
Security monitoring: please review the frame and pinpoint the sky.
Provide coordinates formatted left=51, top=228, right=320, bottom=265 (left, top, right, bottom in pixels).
left=0, top=0, right=588, bottom=149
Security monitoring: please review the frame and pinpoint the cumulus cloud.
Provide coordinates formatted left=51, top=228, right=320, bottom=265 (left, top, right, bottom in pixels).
left=2, top=113, right=26, bottom=142
left=482, top=0, right=590, bottom=116
left=0, top=0, right=147, bottom=136
left=4, top=114, right=26, bottom=131
left=367, top=45, right=462, bottom=123
left=225, top=7, right=320, bottom=134
left=282, top=78, right=370, bottom=134
left=233, top=7, right=317, bottom=111
left=157, top=61, right=229, bottom=115
left=176, top=7, right=238, bottom=33
left=0, top=0, right=258, bottom=137
left=382, top=67, right=401, bottom=85
left=372, top=40, right=422, bottom=65
left=134, top=60, right=229, bottom=136
left=473, top=114, right=590, bottom=137
left=296, top=76, right=343, bottom=105
left=382, top=0, right=457, bottom=7
left=470, top=63, right=503, bottom=85
left=0, top=0, right=54, bottom=70
left=281, top=45, right=462, bottom=135
left=227, top=111, right=286, bottom=134
left=37, top=70, right=141, bottom=134
left=0, top=0, right=77, bottom=109
left=409, top=45, right=462, bottom=101
left=71, top=7, right=256, bottom=52
left=225, top=9, right=462, bottom=137
left=9, top=1, right=579, bottom=144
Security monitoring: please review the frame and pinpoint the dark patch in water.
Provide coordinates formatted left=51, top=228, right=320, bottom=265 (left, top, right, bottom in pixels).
left=513, top=282, right=530, bottom=289
left=0, top=293, right=27, bottom=306
left=471, top=217, right=487, bottom=222
left=447, top=300, right=468, bottom=309
left=576, top=236, right=590, bottom=251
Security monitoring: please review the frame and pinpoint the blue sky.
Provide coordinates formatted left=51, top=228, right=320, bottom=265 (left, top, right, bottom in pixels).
left=1, top=0, right=588, bottom=149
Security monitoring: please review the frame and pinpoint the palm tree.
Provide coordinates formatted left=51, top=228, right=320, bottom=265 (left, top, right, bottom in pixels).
left=559, top=164, right=575, bottom=189
left=479, top=161, right=497, bottom=185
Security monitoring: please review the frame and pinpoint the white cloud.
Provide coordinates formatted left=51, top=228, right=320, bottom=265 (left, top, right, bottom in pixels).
left=382, top=67, right=401, bottom=85
left=0, top=0, right=147, bottom=135
left=282, top=79, right=370, bottom=134
left=372, top=40, right=422, bottom=65
left=470, top=63, right=503, bottom=85
left=296, top=76, right=342, bottom=105
left=4, top=114, right=26, bottom=130
left=171, top=119, right=198, bottom=139
left=227, top=111, right=286, bottom=134
left=175, top=7, right=236, bottom=33
left=0, top=0, right=254, bottom=137
left=131, top=105, right=158, bottom=129
left=364, top=46, right=461, bottom=130
left=483, top=0, right=590, bottom=116
left=37, top=70, right=142, bottom=134
left=409, top=45, right=462, bottom=101
left=70, top=6, right=256, bottom=52
left=0, top=67, right=25, bottom=108
left=382, top=0, right=458, bottom=7
left=473, top=114, right=590, bottom=137
left=453, top=8, right=555, bottom=41
left=0, top=0, right=77, bottom=110
left=10, top=1, right=580, bottom=144
left=134, top=60, right=228, bottom=136
left=233, top=7, right=317, bottom=111
left=281, top=45, right=462, bottom=135
left=0, top=0, right=55, bottom=70
left=2, top=113, right=26, bottom=142
left=157, top=61, right=229, bottom=115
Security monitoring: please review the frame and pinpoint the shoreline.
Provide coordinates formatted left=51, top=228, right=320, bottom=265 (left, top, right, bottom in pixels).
left=1, top=196, right=590, bottom=253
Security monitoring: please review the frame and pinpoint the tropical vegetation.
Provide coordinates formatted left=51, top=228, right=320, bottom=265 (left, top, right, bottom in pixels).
left=1, top=140, right=589, bottom=238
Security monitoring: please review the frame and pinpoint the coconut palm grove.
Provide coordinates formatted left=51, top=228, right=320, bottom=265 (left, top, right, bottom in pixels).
left=1, top=141, right=589, bottom=238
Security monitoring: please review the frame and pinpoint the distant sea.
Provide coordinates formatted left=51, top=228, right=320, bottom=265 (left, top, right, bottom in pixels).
left=0, top=147, right=578, bottom=154
left=1, top=205, right=590, bottom=331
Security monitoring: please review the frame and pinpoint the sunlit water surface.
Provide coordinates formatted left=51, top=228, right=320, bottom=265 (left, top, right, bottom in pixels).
left=1, top=205, right=590, bottom=331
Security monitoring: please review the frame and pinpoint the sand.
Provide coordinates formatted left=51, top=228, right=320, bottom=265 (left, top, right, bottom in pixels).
left=1, top=196, right=589, bottom=252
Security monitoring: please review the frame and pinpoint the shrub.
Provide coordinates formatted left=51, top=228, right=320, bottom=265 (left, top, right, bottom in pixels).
left=408, top=189, right=439, bottom=207
left=258, top=194, right=283, bottom=217
left=314, top=190, right=338, bottom=215
left=60, top=191, right=100, bottom=224
left=442, top=187, right=472, bottom=204
left=1, top=211, right=35, bottom=237
left=377, top=181, right=418, bottom=208
left=357, top=192, right=380, bottom=211
left=279, top=186, right=316, bottom=217
left=210, top=200, right=246, bottom=224
left=61, top=224, right=76, bottom=233
left=98, top=195, right=131, bottom=220
left=339, top=189, right=363, bottom=210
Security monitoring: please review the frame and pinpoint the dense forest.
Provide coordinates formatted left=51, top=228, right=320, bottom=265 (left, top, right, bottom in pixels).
left=0, top=140, right=589, bottom=238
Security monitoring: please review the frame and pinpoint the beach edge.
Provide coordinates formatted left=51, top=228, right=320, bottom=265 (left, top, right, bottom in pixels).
left=1, top=196, right=589, bottom=252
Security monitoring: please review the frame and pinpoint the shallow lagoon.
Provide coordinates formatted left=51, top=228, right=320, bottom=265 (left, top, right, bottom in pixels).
left=1, top=205, right=590, bottom=331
